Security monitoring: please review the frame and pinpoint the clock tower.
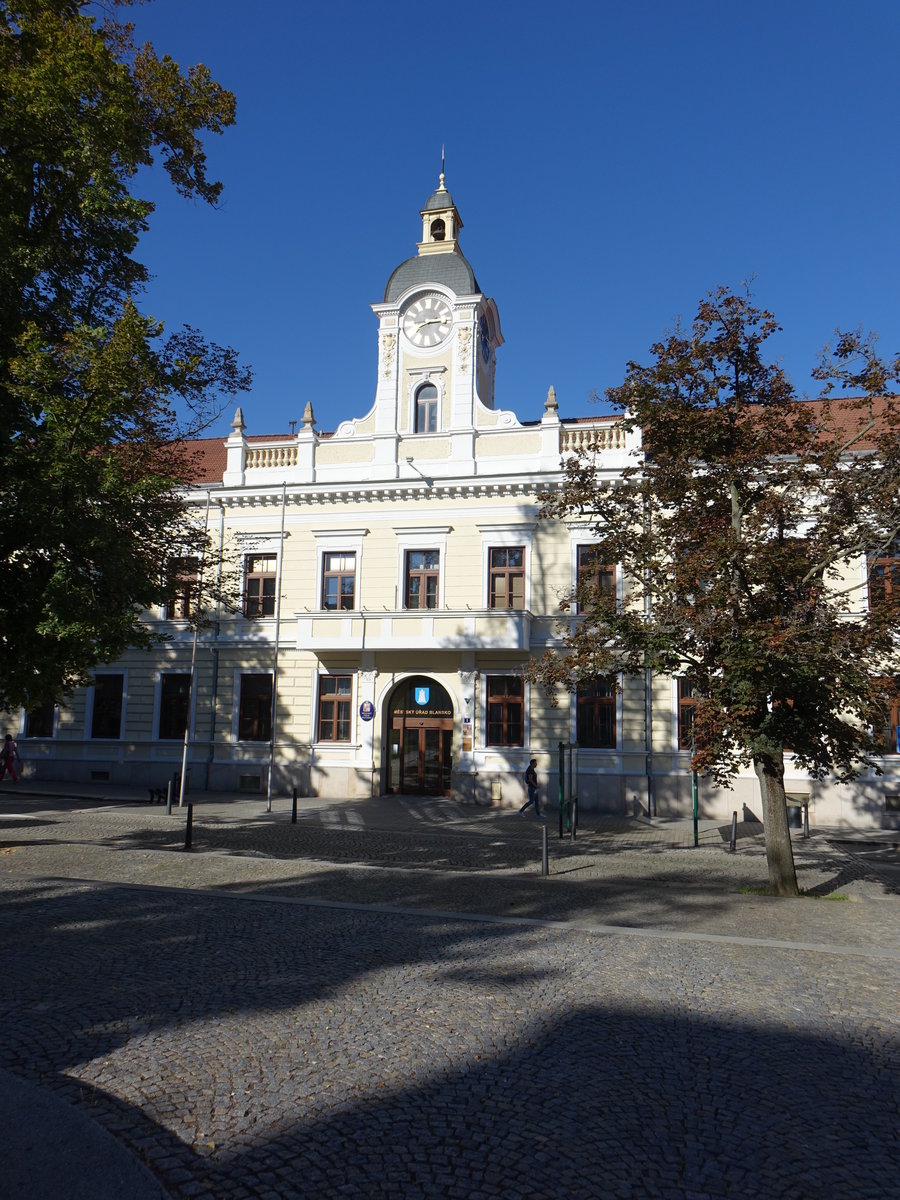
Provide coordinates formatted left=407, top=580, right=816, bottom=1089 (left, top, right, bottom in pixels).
left=369, top=171, right=503, bottom=454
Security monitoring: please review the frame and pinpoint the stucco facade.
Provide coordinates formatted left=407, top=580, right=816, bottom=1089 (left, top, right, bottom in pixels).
left=10, top=175, right=900, bottom=828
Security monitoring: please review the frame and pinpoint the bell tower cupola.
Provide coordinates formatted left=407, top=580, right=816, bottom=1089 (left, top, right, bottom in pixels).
left=368, top=166, right=506, bottom=469
left=418, top=169, right=463, bottom=255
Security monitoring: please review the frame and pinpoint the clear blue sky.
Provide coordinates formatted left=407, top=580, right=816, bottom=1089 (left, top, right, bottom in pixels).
left=127, top=0, right=900, bottom=439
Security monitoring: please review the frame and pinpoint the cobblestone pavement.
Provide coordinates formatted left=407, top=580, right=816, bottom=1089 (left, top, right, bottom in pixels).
left=2, top=792, right=899, bottom=1199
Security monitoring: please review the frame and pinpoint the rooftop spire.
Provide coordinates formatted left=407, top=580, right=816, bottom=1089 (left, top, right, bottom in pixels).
left=438, top=145, right=447, bottom=193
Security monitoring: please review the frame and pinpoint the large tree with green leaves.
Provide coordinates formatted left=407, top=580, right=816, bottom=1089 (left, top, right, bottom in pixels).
left=0, top=0, right=250, bottom=711
left=533, top=289, right=900, bottom=895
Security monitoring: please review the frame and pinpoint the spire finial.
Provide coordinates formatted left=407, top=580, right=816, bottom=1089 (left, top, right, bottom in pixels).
left=438, top=145, right=446, bottom=191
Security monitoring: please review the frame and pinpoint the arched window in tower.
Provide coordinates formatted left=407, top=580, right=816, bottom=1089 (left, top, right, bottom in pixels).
left=414, top=383, right=438, bottom=433
left=430, top=218, right=445, bottom=241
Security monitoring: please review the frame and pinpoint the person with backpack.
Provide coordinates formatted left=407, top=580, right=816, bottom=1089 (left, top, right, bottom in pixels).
left=519, top=757, right=545, bottom=818
left=0, top=733, right=22, bottom=783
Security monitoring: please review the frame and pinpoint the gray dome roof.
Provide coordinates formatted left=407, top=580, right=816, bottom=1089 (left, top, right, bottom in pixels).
left=424, top=187, right=454, bottom=211
left=384, top=249, right=480, bottom=303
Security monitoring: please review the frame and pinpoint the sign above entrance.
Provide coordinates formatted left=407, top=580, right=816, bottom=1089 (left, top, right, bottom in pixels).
left=389, top=676, right=453, bottom=721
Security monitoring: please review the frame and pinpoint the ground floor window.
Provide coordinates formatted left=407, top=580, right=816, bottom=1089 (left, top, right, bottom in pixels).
left=876, top=689, right=900, bottom=755
left=159, top=674, right=191, bottom=741
left=238, top=674, right=272, bottom=742
left=678, top=678, right=697, bottom=749
left=25, top=700, right=55, bottom=738
left=91, top=674, right=124, bottom=739
left=577, top=681, right=616, bottom=748
left=317, top=675, right=353, bottom=742
left=486, top=676, right=524, bottom=746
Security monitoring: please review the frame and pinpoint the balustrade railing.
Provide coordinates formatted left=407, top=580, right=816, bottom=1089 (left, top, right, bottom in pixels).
left=559, top=424, right=625, bottom=453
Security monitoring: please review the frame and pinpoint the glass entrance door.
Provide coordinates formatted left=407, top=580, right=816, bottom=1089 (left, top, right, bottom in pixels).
left=389, top=721, right=453, bottom=794
left=386, top=677, right=454, bottom=796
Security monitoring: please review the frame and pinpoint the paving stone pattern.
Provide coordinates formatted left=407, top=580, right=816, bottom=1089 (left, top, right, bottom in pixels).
left=1, top=799, right=899, bottom=1198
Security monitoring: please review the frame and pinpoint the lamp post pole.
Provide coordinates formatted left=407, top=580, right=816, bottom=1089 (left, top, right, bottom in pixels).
left=178, top=490, right=212, bottom=808
left=691, top=740, right=699, bottom=847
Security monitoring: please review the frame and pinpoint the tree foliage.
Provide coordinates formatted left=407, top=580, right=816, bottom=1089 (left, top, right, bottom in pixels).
left=533, top=288, right=900, bottom=895
left=0, top=1, right=250, bottom=711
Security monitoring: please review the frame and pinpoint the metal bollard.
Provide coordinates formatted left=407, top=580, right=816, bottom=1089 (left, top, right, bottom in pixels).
left=570, top=797, right=577, bottom=843
left=729, top=810, right=738, bottom=853
left=541, top=823, right=549, bottom=876
left=291, top=786, right=298, bottom=825
left=166, top=779, right=173, bottom=816
left=803, top=803, right=810, bottom=839
left=184, top=803, right=193, bottom=851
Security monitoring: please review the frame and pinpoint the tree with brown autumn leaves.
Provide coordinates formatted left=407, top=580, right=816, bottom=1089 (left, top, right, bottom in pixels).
left=532, top=289, right=900, bottom=895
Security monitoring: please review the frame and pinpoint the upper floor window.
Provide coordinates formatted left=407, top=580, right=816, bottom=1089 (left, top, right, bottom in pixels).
left=165, top=556, right=199, bottom=620
left=317, top=675, right=353, bottom=742
left=406, top=550, right=440, bottom=609
left=322, top=552, right=356, bottom=610
left=489, top=547, right=525, bottom=610
left=486, top=676, right=524, bottom=746
left=244, top=554, right=276, bottom=618
left=158, top=674, right=191, bottom=741
left=91, top=674, right=124, bottom=740
left=414, top=383, right=438, bottom=434
left=238, top=673, right=272, bottom=742
left=576, top=546, right=616, bottom=601
left=25, top=700, right=55, bottom=739
left=577, top=681, right=616, bottom=748
left=677, top=678, right=698, bottom=750
left=869, top=536, right=900, bottom=609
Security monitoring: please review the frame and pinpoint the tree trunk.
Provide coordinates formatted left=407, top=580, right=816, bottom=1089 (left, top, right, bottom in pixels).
left=753, top=754, right=800, bottom=896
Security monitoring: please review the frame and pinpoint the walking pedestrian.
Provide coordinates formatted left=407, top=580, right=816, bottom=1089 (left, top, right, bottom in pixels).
left=519, top=757, right=545, bottom=818
left=0, top=733, right=22, bottom=783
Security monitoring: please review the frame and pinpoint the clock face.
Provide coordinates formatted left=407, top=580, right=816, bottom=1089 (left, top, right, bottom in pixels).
left=403, top=294, right=453, bottom=348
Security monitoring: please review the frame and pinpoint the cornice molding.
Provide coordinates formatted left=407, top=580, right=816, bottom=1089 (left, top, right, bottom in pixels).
left=195, top=475, right=565, bottom=510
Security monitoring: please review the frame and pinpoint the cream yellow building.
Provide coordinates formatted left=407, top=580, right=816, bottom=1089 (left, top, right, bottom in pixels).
left=13, top=174, right=900, bottom=827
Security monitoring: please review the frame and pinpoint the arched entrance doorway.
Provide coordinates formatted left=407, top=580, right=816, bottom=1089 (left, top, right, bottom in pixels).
left=386, top=676, right=454, bottom=795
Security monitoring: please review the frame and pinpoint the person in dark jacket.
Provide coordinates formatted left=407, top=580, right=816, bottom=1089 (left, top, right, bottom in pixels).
left=519, top=757, right=545, bottom=818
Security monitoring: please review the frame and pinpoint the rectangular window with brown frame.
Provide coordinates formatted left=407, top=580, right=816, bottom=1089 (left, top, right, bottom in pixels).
left=677, top=678, right=698, bottom=750
left=577, top=680, right=617, bottom=748
left=322, top=552, right=356, bottom=611
left=158, top=673, right=191, bottom=741
left=244, top=554, right=277, bottom=618
left=405, top=550, right=439, bottom=609
left=317, top=675, right=353, bottom=742
left=165, top=556, right=199, bottom=620
left=488, top=547, right=525, bottom=610
left=486, top=676, right=524, bottom=746
left=91, top=674, right=124, bottom=740
left=869, top=536, right=900, bottom=610
left=576, top=546, right=616, bottom=606
left=238, top=673, right=272, bottom=742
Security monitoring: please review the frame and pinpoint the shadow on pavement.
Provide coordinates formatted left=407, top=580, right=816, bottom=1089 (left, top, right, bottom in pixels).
left=0, top=877, right=896, bottom=1199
